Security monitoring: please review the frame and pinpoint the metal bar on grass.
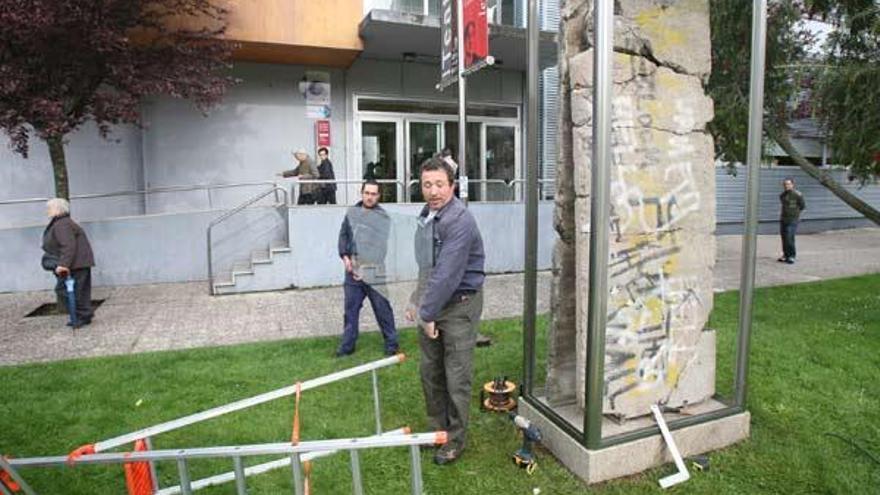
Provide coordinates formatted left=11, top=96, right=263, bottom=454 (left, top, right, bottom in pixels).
left=349, top=450, right=364, bottom=495
left=153, top=428, right=410, bottom=495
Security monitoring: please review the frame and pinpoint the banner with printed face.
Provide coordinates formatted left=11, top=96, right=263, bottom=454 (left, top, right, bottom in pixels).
left=462, top=0, right=488, bottom=69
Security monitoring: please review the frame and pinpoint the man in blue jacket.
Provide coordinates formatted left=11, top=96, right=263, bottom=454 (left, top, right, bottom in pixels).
left=407, top=157, right=485, bottom=465
left=336, top=180, right=398, bottom=357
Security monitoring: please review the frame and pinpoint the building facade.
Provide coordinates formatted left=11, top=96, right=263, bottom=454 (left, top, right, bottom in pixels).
left=0, top=0, right=557, bottom=228
left=1, top=0, right=878, bottom=294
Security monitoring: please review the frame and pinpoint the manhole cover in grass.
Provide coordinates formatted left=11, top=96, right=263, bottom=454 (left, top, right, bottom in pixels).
left=25, top=299, right=105, bottom=318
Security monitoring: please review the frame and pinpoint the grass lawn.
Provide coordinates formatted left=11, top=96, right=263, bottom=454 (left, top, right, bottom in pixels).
left=1, top=274, right=878, bottom=494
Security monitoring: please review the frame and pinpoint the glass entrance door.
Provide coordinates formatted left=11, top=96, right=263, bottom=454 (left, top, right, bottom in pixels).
left=408, top=121, right=442, bottom=202
left=443, top=122, right=482, bottom=200
left=485, top=125, right=518, bottom=201
left=361, top=120, right=402, bottom=203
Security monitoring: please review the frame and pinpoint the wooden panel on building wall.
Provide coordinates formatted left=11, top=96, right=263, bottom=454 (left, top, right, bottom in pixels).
left=234, top=41, right=361, bottom=67
left=224, top=0, right=364, bottom=51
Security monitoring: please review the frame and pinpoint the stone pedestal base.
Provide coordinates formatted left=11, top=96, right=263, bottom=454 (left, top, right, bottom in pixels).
left=519, top=399, right=750, bottom=484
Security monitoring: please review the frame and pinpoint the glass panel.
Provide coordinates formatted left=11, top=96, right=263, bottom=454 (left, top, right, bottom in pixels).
left=443, top=122, right=482, bottom=201
left=391, top=0, right=425, bottom=15
left=409, top=122, right=441, bottom=202
left=486, top=125, right=517, bottom=201
left=427, top=0, right=440, bottom=16
left=361, top=121, right=399, bottom=204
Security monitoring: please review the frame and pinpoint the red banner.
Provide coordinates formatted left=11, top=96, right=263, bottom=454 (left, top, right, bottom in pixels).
left=316, top=120, right=331, bottom=148
left=463, top=0, right=488, bottom=69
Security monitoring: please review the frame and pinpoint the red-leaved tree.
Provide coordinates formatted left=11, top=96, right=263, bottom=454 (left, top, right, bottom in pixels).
left=0, top=0, right=235, bottom=199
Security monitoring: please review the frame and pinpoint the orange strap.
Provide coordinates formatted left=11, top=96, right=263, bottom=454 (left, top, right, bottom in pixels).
left=123, top=440, right=154, bottom=495
left=1, top=457, right=21, bottom=493
left=303, top=460, right=312, bottom=495
left=290, top=382, right=303, bottom=445
left=67, top=444, right=96, bottom=465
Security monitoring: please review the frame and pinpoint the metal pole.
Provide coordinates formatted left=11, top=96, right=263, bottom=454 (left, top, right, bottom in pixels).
left=408, top=445, right=423, bottom=495
left=290, top=453, right=304, bottom=495
left=233, top=456, right=248, bottom=495
left=177, top=458, right=193, bottom=495
left=207, top=230, right=214, bottom=295
left=0, top=456, right=35, bottom=495
left=584, top=0, right=614, bottom=449
left=349, top=450, right=364, bottom=495
left=456, top=0, right=469, bottom=203
left=371, top=370, right=383, bottom=435
left=145, top=436, right=160, bottom=490
left=735, top=0, right=768, bottom=408
left=522, top=0, right=539, bottom=395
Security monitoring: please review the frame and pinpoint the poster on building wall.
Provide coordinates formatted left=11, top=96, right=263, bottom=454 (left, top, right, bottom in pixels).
left=303, top=71, right=331, bottom=119
left=463, top=0, right=488, bottom=69
left=316, top=120, right=331, bottom=148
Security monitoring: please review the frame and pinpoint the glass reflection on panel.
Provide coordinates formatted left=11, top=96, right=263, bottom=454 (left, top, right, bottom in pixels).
left=443, top=122, right=482, bottom=201
left=361, top=121, right=398, bottom=203
left=409, top=122, right=440, bottom=203
left=486, top=125, right=516, bottom=201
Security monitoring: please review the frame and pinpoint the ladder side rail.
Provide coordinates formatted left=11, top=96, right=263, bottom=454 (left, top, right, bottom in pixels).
left=90, top=355, right=403, bottom=452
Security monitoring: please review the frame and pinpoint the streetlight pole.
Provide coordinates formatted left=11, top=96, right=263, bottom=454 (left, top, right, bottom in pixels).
left=456, top=0, right=468, bottom=204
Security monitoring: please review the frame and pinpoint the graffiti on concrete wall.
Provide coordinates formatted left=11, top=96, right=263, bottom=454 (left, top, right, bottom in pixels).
left=603, top=88, right=706, bottom=412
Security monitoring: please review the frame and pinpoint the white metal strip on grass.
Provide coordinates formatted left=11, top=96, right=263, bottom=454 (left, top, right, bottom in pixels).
left=650, top=405, right=691, bottom=489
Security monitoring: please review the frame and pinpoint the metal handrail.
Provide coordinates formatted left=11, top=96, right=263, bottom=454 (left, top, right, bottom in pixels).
left=401, top=178, right=556, bottom=201
left=207, top=185, right=289, bottom=294
left=0, top=177, right=555, bottom=210
left=0, top=180, right=278, bottom=207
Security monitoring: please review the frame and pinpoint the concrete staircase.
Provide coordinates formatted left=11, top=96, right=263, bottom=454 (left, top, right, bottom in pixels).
left=213, top=239, right=295, bottom=295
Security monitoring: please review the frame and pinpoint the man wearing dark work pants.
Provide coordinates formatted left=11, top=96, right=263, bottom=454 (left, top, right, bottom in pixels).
left=407, top=156, right=485, bottom=465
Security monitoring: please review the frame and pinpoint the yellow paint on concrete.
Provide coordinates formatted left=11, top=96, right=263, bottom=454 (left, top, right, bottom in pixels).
left=645, top=297, right=664, bottom=325
left=635, top=7, right=686, bottom=53
left=665, top=362, right=681, bottom=387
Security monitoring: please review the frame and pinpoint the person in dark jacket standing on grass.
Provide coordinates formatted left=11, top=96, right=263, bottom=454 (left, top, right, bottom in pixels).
left=406, top=156, right=485, bottom=466
left=336, top=180, right=398, bottom=357
left=778, top=178, right=806, bottom=264
left=42, top=198, right=95, bottom=327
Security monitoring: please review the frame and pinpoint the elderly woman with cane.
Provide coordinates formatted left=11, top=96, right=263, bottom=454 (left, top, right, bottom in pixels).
left=42, top=198, right=95, bottom=328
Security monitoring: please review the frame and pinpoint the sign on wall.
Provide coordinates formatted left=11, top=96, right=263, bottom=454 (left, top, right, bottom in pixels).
left=316, top=120, right=331, bottom=148
left=303, top=71, right=331, bottom=119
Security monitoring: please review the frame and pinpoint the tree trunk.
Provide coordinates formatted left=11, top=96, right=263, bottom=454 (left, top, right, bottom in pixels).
left=46, top=135, right=69, bottom=200
left=770, top=127, right=880, bottom=226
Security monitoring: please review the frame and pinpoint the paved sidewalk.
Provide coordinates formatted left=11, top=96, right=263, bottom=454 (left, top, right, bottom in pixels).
left=1, top=228, right=878, bottom=366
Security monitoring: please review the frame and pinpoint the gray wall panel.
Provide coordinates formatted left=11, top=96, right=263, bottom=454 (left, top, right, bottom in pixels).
left=142, top=63, right=348, bottom=214
left=0, top=122, right=144, bottom=228
left=1, top=202, right=556, bottom=293
left=716, top=166, right=880, bottom=225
